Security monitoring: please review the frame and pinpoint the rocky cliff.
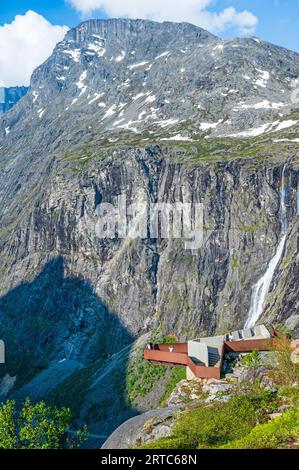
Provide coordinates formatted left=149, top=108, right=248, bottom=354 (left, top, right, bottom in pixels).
left=0, top=86, right=28, bottom=115
left=0, top=18, right=299, bottom=442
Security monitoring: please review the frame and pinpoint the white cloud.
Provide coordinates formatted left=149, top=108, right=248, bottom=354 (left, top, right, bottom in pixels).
left=67, top=0, right=258, bottom=35
left=0, top=10, right=69, bottom=87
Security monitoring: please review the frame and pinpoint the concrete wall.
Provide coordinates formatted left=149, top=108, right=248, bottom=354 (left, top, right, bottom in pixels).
left=188, top=341, right=208, bottom=366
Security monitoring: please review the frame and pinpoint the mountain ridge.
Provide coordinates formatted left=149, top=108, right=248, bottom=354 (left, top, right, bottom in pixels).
left=2, top=17, right=299, bottom=146
left=0, top=86, right=28, bottom=115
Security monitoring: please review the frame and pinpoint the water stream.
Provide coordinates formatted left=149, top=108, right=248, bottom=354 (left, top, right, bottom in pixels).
left=245, top=164, right=288, bottom=328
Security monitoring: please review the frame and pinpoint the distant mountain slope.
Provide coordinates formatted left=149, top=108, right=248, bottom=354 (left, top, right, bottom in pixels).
left=1, top=18, right=299, bottom=146
left=0, top=86, right=28, bottom=115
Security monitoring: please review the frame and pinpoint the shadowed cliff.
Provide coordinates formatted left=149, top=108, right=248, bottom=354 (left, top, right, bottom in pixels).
left=0, top=256, right=139, bottom=444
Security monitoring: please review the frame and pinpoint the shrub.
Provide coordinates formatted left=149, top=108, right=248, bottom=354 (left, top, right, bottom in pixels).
left=271, top=338, right=299, bottom=386
left=240, top=350, right=261, bottom=369
left=0, top=399, right=85, bottom=449
left=125, top=358, right=166, bottom=402
left=157, top=335, right=178, bottom=344
left=220, top=408, right=299, bottom=449
left=274, top=323, right=293, bottom=339
left=279, top=386, right=299, bottom=405
left=141, top=392, right=278, bottom=449
left=159, top=367, right=186, bottom=406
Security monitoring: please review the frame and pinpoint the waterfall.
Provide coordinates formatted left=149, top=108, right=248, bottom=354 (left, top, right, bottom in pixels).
left=245, top=164, right=288, bottom=329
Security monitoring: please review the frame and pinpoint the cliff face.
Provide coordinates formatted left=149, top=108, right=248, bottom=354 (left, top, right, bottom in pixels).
left=0, top=146, right=298, bottom=366
left=0, top=86, right=28, bottom=114
left=0, top=18, right=299, bottom=440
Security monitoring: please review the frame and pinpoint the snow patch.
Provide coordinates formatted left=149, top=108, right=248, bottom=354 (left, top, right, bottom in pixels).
left=132, top=92, right=146, bottom=101
left=233, top=100, right=285, bottom=110
left=200, top=121, right=221, bottom=131
left=63, top=49, right=81, bottom=62
left=32, top=91, right=39, bottom=103
left=102, top=104, right=118, bottom=120
left=155, top=51, right=170, bottom=60
left=254, top=69, right=270, bottom=88
left=144, top=95, right=156, bottom=104
left=38, top=108, right=45, bottom=119
left=87, top=38, right=106, bottom=57
left=88, top=92, right=104, bottom=105
left=160, top=134, right=193, bottom=141
left=76, top=71, right=87, bottom=96
left=115, top=51, right=126, bottom=62
left=128, top=61, right=149, bottom=70
left=114, top=120, right=139, bottom=133
left=273, top=138, right=299, bottom=143
left=223, top=123, right=273, bottom=138
left=274, top=120, right=298, bottom=132
left=156, top=119, right=179, bottom=128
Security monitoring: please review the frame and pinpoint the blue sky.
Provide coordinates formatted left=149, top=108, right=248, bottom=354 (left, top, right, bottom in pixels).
left=1, top=0, right=299, bottom=51
left=0, top=1, right=299, bottom=86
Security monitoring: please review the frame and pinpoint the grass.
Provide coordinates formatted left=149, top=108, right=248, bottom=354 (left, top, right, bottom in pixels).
left=125, top=355, right=166, bottom=404
left=220, top=408, right=299, bottom=449
left=46, top=359, right=104, bottom=418
left=240, top=350, right=262, bottom=369
left=159, top=367, right=186, bottom=406
left=270, top=338, right=299, bottom=386
left=140, top=391, right=280, bottom=449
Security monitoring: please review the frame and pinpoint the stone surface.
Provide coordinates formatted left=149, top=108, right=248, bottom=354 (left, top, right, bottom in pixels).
left=0, top=374, right=16, bottom=398
left=0, top=86, right=28, bottom=114
left=102, top=407, right=176, bottom=449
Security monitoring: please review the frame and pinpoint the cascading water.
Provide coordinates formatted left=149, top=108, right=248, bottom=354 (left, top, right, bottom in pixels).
left=245, top=164, right=288, bottom=329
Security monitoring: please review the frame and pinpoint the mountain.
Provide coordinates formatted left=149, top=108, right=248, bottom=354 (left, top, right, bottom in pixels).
left=0, top=86, right=28, bottom=115
left=2, top=18, right=299, bottom=143
left=0, top=19, right=299, bottom=444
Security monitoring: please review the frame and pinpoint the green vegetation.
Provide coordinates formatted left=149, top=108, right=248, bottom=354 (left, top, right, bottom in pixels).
left=47, top=358, right=104, bottom=417
left=279, top=386, right=299, bottom=405
left=159, top=367, right=186, bottom=406
left=231, top=255, right=239, bottom=269
left=156, top=335, right=178, bottom=344
left=275, top=323, right=294, bottom=339
left=270, top=338, right=299, bottom=386
left=240, top=350, right=261, bottom=369
left=0, top=399, right=86, bottom=449
left=125, top=358, right=166, bottom=403
left=220, top=409, right=299, bottom=449
left=140, top=391, right=292, bottom=449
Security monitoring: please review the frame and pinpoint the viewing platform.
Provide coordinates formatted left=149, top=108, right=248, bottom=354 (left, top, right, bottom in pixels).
left=144, top=325, right=283, bottom=380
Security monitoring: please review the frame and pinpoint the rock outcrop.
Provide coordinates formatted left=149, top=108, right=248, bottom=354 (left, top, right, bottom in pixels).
left=0, top=86, right=28, bottom=114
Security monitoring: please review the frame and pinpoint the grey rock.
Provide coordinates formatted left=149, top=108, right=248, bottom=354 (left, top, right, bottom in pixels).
left=0, top=374, right=16, bottom=398
left=102, top=407, right=176, bottom=449
left=1, top=19, right=299, bottom=143
left=202, top=381, right=234, bottom=394
left=0, top=86, right=28, bottom=114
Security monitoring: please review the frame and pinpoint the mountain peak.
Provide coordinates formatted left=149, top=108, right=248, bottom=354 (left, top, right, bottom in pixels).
left=2, top=17, right=299, bottom=146
left=65, top=18, right=217, bottom=47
